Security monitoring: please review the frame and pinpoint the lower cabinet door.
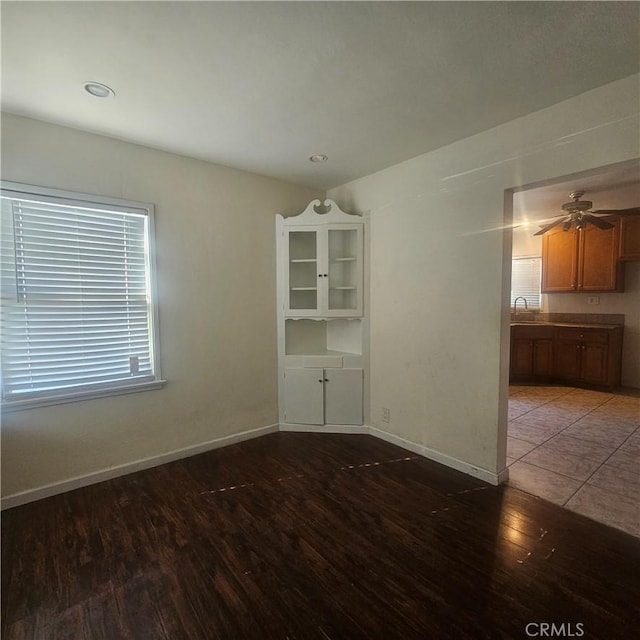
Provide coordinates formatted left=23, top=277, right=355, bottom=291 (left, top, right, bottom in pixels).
left=510, top=339, right=533, bottom=378
left=283, top=368, right=324, bottom=425
left=554, top=340, right=581, bottom=381
left=581, top=343, right=608, bottom=385
left=532, top=339, right=553, bottom=377
left=324, top=368, right=363, bottom=425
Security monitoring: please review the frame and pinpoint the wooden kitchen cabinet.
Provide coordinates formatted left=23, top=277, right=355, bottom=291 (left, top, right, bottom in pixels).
left=510, top=323, right=623, bottom=389
left=541, top=218, right=623, bottom=292
left=541, top=226, right=578, bottom=292
left=510, top=325, right=554, bottom=382
left=619, top=215, right=640, bottom=261
left=554, top=327, right=623, bottom=389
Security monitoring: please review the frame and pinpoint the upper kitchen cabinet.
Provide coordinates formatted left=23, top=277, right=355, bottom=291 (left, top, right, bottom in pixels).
left=619, top=215, right=640, bottom=261
left=279, top=203, right=363, bottom=317
left=541, top=217, right=623, bottom=293
left=541, top=226, right=578, bottom=292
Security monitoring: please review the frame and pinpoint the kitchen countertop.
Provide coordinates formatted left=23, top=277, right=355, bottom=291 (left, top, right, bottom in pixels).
left=510, top=321, right=623, bottom=329
left=509, top=312, right=624, bottom=329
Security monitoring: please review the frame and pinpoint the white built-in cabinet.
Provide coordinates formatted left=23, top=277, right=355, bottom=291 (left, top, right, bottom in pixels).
left=276, top=199, right=368, bottom=429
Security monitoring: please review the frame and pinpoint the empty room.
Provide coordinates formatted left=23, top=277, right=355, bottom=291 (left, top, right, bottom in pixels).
left=1, top=2, right=639, bottom=639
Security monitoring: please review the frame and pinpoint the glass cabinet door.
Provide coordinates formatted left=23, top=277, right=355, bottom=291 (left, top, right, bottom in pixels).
left=327, top=225, right=363, bottom=316
left=284, top=224, right=362, bottom=317
left=285, top=229, right=319, bottom=315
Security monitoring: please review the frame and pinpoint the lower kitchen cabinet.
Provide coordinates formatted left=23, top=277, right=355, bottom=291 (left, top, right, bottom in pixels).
left=510, top=324, right=623, bottom=389
left=510, top=325, right=554, bottom=382
left=283, top=367, right=363, bottom=425
left=554, top=327, right=623, bottom=388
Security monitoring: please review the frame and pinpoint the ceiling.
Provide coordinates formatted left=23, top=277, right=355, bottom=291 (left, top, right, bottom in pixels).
left=2, top=2, right=639, bottom=190
left=514, top=162, right=640, bottom=226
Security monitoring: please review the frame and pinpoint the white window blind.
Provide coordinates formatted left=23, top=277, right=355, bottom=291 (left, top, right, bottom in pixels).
left=1, top=184, right=162, bottom=406
left=511, top=257, right=541, bottom=310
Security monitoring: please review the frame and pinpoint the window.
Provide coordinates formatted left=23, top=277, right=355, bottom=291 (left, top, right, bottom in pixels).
left=511, top=257, right=541, bottom=310
left=1, top=182, right=163, bottom=409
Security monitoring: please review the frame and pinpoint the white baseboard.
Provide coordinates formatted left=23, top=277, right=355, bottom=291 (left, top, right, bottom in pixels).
left=496, top=466, right=510, bottom=484
left=280, top=422, right=508, bottom=485
left=1, top=423, right=279, bottom=510
left=278, top=423, right=370, bottom=434
left=369, top=425, right=506, bottom=486
left=2, top=421, right=507, bottom=509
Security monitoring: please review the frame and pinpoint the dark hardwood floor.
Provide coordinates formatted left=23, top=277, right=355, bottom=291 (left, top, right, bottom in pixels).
left=2, top=433, right=640, bottom=639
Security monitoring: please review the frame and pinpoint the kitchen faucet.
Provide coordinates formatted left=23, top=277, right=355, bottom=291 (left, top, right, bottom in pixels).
left=513, top=296, right=528, bottom=316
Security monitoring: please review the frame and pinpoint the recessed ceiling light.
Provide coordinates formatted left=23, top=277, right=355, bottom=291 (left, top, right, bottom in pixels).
left=308, top=154, right=328, bottom=163
left=83, top=82, right=115, bottom=98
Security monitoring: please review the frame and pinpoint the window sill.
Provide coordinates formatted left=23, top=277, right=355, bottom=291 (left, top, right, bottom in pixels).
left=1, top=379, right=167, bottom=413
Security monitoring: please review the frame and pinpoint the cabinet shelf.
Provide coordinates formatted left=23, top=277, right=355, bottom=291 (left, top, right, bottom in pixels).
left=285, top=316, right=361, bottom=321
left=330, top=286, right=356, bottom=291
left=285, top=347, right=358, bottom=357
left=284, top=318, right=362, bottom=356
left=331, top=257, right=357, bottom=262
left=290, top=287, right=317, bottom=291
left=290, top=258, right=317, bottom=263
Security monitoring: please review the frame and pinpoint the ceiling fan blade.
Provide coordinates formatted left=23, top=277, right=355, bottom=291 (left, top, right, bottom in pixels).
left=591, top=207, right=640, bottom=215
left=583, top=214, right=615, bottom=230
left=534, top=217, right=566, bottom=236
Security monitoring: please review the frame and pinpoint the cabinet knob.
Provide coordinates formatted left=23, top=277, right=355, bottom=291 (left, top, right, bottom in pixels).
left=323, top=273, right=328, bottom=277
left=324, top=378, right=329, bottom=382
left=318, top=379, right=323, bottom=383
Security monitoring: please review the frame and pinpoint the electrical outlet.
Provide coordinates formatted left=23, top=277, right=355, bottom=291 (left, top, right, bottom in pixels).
left=382, top=407, right=390, bottom=423
left=587, top=296, right=600, bottom=305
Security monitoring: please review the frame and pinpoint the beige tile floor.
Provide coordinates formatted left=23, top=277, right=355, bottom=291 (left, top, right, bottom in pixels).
left=507, top=385, right=640, bottom=538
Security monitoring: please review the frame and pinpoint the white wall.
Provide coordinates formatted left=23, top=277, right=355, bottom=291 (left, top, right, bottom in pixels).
left=512, top=227, right=542, bottom=258
left=1, top=113, right=322, bottom=500
left=329, top=75, right=640, bottom=477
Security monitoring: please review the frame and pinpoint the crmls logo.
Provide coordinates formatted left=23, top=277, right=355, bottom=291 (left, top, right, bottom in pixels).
left=525, top=622, right=585, bottom=637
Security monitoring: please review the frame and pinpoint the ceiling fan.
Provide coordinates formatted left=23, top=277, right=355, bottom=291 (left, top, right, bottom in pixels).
left=534, top=191, right=640, bottom=236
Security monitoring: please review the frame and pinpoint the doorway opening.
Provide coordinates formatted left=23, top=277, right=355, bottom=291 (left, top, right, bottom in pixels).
left=501, top=159, right=640, bottom=538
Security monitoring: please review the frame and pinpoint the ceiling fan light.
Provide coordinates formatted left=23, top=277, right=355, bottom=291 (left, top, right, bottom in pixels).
left=532, top=189, right=640, bottom=236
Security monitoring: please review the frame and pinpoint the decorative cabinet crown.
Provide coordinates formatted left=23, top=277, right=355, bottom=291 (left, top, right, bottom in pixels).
left=277, top=199, right=362, bottom=226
